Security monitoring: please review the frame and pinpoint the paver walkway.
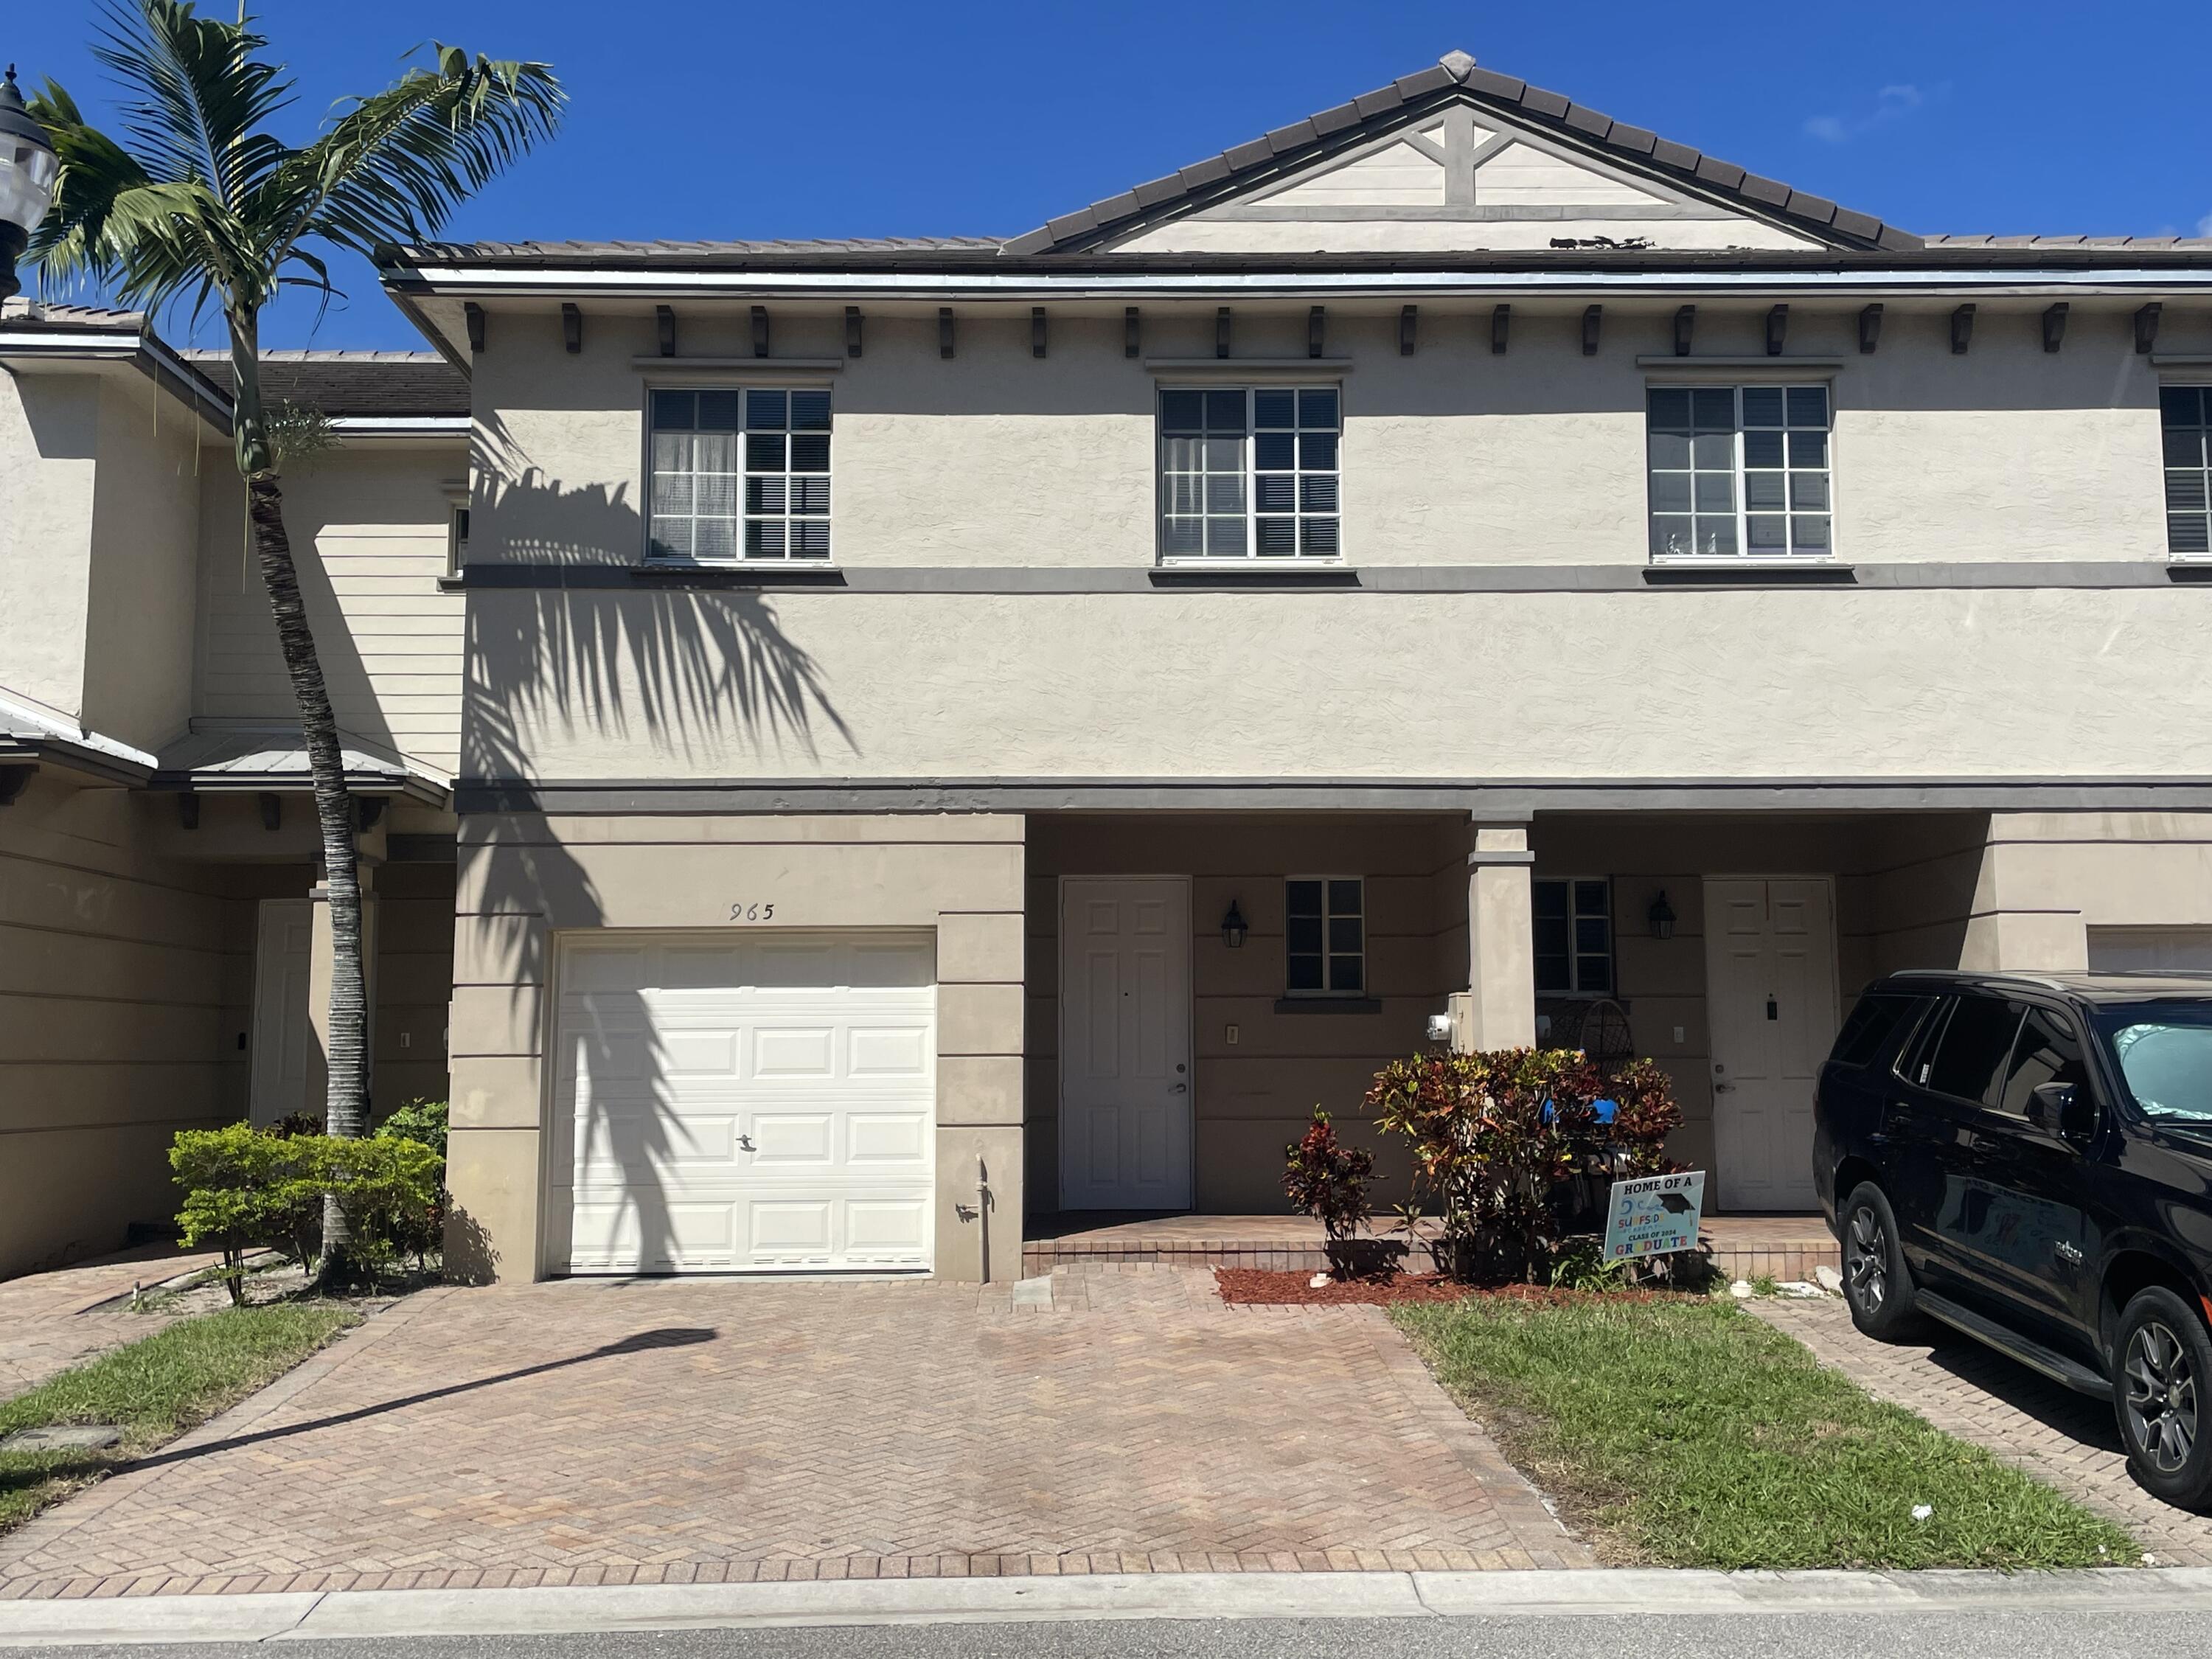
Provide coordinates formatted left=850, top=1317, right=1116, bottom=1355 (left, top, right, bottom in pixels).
left=0, top=1266, right=1585, bottom=1598
left=1753, top=1295, right=2212, bottom=1566
left=0, top=1247, right=224, bottom=1399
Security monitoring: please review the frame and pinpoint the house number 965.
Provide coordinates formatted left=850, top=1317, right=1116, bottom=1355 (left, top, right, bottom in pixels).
left=728, top=902, right=776, bottom=922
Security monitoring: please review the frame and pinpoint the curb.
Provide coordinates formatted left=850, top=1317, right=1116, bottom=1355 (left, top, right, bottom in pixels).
left=4, top=1566, right=2212, bottom=1644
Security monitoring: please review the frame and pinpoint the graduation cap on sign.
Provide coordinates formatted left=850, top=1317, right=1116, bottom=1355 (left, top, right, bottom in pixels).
left=1655, top=1192, right=1696, bottom=1215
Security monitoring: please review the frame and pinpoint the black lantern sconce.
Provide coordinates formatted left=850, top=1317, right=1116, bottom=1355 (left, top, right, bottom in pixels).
left=1220, top=899, right=1248, bottom=950
left=1647, top=889, right=1676, bottom=941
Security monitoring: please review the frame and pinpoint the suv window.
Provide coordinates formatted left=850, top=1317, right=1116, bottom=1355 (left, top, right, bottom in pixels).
left=1994, top=1005, right=2090, bottom=1119
left=1923, top=992, right=2024, bottom=1106
left=1832, top=992, right=1931, bottom=1068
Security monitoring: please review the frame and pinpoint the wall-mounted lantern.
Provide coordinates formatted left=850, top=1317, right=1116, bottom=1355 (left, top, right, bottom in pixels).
left=1220, top=900, right=1248, bottom=950
left=1647, top=890, right=1677, bottom=941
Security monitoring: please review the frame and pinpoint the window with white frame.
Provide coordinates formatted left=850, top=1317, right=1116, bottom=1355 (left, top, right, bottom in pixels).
left=1647, top=384, right=1832, bottom=559
left=648, top=387, right=831, bottom=561
left=1285, top=877, right=1364, bottom=995
left=1160, top=386, right=1340, bottom=559
left=2165, top=386, right=2212, bottom=557
left=1534, top=878, right=1613, bottom=995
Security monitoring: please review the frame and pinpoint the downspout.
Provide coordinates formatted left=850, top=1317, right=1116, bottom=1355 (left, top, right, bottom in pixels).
left=977, top=1155, right=991, bottom=1284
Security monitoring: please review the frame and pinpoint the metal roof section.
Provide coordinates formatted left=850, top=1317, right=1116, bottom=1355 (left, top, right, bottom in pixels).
left=0, top=688, right=160, bottom=785
left=153, top=723, right=451, bottom=803
left=0, top=298, right=232, bottom=432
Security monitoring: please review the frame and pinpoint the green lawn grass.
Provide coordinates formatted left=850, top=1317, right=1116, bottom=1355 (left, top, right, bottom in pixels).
left=0, top=1303, right=358, bottom=1534
left=1394, top=1295, right=2137, bottom=1569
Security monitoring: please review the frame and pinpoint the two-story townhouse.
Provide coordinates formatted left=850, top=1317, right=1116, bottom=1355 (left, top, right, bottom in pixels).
left=0, top=313, right=468, bottom=1276
left=10, top=51, right=2212, bottom=1285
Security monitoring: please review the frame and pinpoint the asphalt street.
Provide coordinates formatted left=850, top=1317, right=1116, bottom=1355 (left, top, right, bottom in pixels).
left=4, top=1611, right=2208, bottom=1659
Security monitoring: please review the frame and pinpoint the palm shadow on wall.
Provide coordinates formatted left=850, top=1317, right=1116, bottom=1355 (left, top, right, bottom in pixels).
left=453, top=419, right=855, bottom=1279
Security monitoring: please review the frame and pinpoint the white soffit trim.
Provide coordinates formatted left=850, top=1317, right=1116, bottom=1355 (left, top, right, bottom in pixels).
left=327, top=414, right=470, bottom=434
left=397, top=265, right=2212, bottom=302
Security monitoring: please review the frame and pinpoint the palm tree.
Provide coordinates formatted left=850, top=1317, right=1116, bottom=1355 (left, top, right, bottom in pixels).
left=29, top=1, right=562, bottom=1276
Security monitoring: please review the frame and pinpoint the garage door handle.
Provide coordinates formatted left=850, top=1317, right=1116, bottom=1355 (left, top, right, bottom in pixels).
left=737, top=1134, right=755, bottom=1152
left=1170, top=1082, right=1187, bottom=1093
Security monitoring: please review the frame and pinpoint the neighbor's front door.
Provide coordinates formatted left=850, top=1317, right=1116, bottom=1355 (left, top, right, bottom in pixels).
left=249, top=897, right=314, bottom=1127
left=1058, top=876, right=1192, bottom=1211
left=1703, top=877, right=1840, bottom=1211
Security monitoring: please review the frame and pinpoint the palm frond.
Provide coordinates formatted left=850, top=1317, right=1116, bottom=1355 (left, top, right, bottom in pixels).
left=276, top=46, right=564, bottom=256
left=89, top=0, right=293, bottom=207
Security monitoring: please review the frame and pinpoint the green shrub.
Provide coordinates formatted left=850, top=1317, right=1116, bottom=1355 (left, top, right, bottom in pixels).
left=170, top=1125, right=326, bottom=1302
left=172, top=1119, right=447, bottom=1295
left=373, top=1097, right=448, bottom=1161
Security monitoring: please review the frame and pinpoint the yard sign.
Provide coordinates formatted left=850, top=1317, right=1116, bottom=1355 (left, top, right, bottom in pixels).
left=1602, top=1170, right=1707, bottom=1262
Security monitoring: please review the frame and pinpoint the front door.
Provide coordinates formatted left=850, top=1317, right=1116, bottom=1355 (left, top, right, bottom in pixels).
left=1704, top=877, right=1840, bottom=1211
left=250, top=898, right=314, bottom=1126
left=1058, top=877, right=1192, bottom=1210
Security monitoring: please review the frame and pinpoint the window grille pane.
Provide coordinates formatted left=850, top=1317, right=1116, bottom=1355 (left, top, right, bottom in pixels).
left=1576, top=954, right=1613, bottom=993
left=744, top=519, right=783, bottom=557
left=791, top=520, right=831, bottom=557
left=649, top=518, right=687, bottom=558
left=697, top=391, right=740, bottom=430
left=1287, top=955, right=1325, bottom=991
left=2163, top=388, right=2212, bottom=558
left=1329, top=879, right=1362, bottom=914
left=652, top=390, right=695, bottom=429
left=1287, top=880, right=1323, bottom=917
left=790, top=389, right=832, bottom=430
left=745, top=389, right=787, bottom=430
left=1287, top=915, right=1323, bottom=953
left=1649, top=383, right=1832, bottom=560
left=1330, top=956, right=1363, bottom=993
left=790, top=434, right=830, bottom=473
left=747, top=477, right=785, bottom=513
left=694, top=518, right=735, bottom=560
left=791, top=477, right=830, bottom=513
left=745, top=433, right=785, bottom=472
left=1159, top=384, right=1340, bottom=560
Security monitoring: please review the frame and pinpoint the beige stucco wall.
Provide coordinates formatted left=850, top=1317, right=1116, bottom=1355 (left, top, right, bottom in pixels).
left=467, top=296, right=2192, bottom=577
left=446, top=812, right=1024, bottom=1282
left=195, top=440, right=465, bottom=772
left=0, top=773, right=251, bottom=1278
left=1961, top=813, right=2212, bottom=972
left=80, top=378, right=204, bottom=751
left=460, top=582, right=2212, bottom=785
left=0, top=372, right=100, bottom=723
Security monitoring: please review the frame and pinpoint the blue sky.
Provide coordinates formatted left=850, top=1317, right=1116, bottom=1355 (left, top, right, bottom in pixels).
left=11, top=0, right=2211, bottom=350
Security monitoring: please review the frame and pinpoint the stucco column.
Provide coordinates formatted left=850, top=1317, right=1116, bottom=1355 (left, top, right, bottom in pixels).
left=1461, top=818, right=1536, bottom=1050
left=1958, top=812, right=2090, bottom=972
left=306, top=860, right=377, bottom=1118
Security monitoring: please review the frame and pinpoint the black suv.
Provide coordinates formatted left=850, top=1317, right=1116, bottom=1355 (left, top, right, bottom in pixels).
left=1814, top=969, right=2212, bottom=1507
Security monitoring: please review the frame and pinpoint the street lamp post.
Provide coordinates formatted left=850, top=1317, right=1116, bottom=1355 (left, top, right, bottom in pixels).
left=0, top=66, right=60, bottom=302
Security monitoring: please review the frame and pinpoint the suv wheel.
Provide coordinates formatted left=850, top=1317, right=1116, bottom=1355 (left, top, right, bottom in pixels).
left=2114, top=1287, right=2212, bottom=1510
left=1840, top=1183, right=1921, bottom=1341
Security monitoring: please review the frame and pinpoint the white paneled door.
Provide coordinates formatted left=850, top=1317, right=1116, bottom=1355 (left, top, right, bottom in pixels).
left=554, top=931, right=936, bottom=1274
left=1703, top=877, right=1839, bottom=1211
left=249, top=899, right=314, bottom=1127
left=1059, top=877, right=1192, bottom=1211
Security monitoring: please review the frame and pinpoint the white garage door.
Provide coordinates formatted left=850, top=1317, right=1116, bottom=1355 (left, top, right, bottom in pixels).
left=554, top=931, right=935, bottom=1274
left=2088, top=927, right=2212, bottom=973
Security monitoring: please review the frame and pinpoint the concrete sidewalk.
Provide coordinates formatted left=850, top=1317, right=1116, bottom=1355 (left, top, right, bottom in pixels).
left=5, top=1566, right=2212, bottom=1645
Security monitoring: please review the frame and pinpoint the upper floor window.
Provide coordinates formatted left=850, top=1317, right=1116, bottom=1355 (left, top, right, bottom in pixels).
left=1285, top=876, right=1363, bottom=995
left=649, top=388, right=830, bottom=562
left=1160, top=386, right=1340, bottom=560
left=2165, top=387, right=2212, bottom=557
left=1648, top=385, right=1831, bottom=560
left=1534, top=877, right=1612, bottom=995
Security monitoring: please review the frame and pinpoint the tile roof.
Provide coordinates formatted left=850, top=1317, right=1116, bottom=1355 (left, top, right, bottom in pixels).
left=999, top=51, right=1920, bottom=256
left=181, top=350, right=467, bottom=417
left=0, top=298, right=147, bottom=327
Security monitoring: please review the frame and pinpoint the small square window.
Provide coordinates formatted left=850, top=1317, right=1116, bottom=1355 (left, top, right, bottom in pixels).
left=1533, top=877, right=1613, bottom=995
left=1285, top=877, right=1364, bottom=995
left=1159, top=385, right=1340, bottom=561
left=1646, top=384, right=1834, bottom=562
left=650, top=385, right=832, bottom=563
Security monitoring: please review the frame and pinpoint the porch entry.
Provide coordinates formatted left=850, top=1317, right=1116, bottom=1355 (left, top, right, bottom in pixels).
left=1057, top=876, right=1193, bottom=1210
left=1703, top=877, right=1839, bottom=1211
left=249, top=897, right=314, bottom=1126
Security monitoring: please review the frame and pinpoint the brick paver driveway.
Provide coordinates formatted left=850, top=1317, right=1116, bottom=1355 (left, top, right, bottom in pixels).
left=0, top=1247, right=223, bottom=1400
left=1754, top=1296, right=2212, bottom=1566
left=0, top=1267, right=1582, bottom=1597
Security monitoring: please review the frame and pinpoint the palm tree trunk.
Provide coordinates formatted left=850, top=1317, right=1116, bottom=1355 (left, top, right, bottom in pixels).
left=231, top=318, right=369, bottom=1279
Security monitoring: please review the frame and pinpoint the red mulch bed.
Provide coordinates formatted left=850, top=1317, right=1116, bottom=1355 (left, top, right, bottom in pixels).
left=1213, top=1267, right=1696, bottom=1307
